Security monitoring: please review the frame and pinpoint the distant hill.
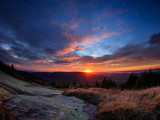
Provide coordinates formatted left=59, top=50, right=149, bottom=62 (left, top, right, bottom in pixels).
left=30, top=72, right=106, bottom=86
left=2, top=60, right=159, bottom=86
left=0, top=61, right=106, bottom=86
left=96, top=68, right=160, bottom=85
left=95, top=72, right=130, bottom=85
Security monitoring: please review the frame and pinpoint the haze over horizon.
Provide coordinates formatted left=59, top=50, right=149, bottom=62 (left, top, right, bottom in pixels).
left=0, top=0, right=160, bottom=72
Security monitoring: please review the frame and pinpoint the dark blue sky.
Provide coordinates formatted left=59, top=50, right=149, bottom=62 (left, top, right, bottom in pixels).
left=0, top=0, right=160, bottom=72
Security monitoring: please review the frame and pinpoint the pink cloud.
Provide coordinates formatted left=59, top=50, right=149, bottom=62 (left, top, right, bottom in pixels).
left=57, top=31, right=119, bottom=55
left=55, top=44, right=90, bottom=56
left=52, top=19, right=120, bottom=56
left=92, top=26, right=100, bottom=32
left=57, top=56, right=80, bottom=61
left=70, top=23, right=79, bottom=30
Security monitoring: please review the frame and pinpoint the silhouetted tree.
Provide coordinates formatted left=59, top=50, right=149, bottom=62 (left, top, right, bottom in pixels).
left=85, top=83, right=90, bottom=89
left=11, top=64, right=15, bottom=71
left=119, top=83, right=126, bottom=90
left=134, top=77, right=146, bottom=89
left=101, top=77, right=117, bottom=89
left=51, top=81, right=55, bottom=86
left=73, top=80, right=77, bottom=86
left=94, top=81, right=100, bottom=87
left=125, top=73, right=138, bottom=89
left=79, top=84, right=84, bottom=88
left=120, top=69, right=160, bottom=90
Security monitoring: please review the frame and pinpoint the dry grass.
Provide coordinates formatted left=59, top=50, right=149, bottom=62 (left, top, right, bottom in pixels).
left=0, top=87, right=10, bottom=101
left=0, top=87, right=15, bottom=120
left=63, top=87, right=160, bottom=120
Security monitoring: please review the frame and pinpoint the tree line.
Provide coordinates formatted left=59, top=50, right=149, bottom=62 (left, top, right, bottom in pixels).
left=93, top=69, right=160, bottom=90
left=120, top=69, right=160, bottom=90
left=1, top=61, right=160, bottom=90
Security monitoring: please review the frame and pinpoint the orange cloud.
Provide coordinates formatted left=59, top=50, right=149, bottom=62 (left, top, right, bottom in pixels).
left=73, top=32, right=119, bottom=44
left=57, top=56, right=80, bottom=61
left=56, top=31, right=119, bottom=56
left=9, top=58, right=160, bottom=73
left=55, top=44, right=90, bottom=56
left=34, top=60, right=48, bottom=63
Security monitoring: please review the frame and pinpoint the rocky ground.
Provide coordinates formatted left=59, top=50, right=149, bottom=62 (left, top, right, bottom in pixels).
left=0, top=72, right=97, bottom=120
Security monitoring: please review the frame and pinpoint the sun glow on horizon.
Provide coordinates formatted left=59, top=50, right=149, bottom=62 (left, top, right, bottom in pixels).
left=84, top=69, right=93, bottom=73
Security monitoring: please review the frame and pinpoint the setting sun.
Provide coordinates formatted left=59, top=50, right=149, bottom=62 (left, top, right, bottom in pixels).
left=84, top=69, right=92, bottom=73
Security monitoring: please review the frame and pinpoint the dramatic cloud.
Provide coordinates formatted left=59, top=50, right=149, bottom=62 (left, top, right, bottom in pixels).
left=149, top=33, right=160, bottom=44
left=77, top=35, right=160, bottom=64
left=0, top=0, right=160, bottom=71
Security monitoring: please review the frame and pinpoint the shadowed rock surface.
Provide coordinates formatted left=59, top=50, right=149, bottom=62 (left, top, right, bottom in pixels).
left=0, top=72, right=97, bottom=120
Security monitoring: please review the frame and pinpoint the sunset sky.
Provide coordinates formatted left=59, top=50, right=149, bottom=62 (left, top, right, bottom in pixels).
left=0, top=0, right=160, bottom=72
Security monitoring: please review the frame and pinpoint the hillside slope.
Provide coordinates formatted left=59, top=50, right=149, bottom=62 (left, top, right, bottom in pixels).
left=0, top=71, right=97, bottom=120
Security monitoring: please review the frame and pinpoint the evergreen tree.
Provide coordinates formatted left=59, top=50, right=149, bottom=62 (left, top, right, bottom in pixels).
left=85, top=83, right=90, bottom=89
left=11, top=64, right=15, bottom=71
left=73, top=80, right=77, bottom=86
left=134, top=77, right=146, bottom=89
left=125, top=73, right=138, bottom=89
left=121, top=69, right=160, bottom=90
left=51, top=81, right=55, bottom=86
left=101, top=77, right=117, bottom=89
left=94, top=81, right=100, bottom=87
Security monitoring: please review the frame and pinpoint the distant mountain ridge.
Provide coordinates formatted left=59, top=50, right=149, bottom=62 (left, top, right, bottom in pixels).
left=96, top=68, right=160, bottom=85
left=30, top=72, right=106, bottom=86
left=1, top=60, right=159, bottom=86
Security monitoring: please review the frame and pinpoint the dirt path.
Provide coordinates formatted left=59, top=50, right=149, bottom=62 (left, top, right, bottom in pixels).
left=0, top=72, right=97, bottom=120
